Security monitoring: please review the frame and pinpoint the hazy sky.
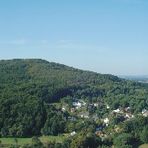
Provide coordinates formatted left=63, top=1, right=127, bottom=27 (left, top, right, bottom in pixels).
left=0, top=0, right=147, bottom=75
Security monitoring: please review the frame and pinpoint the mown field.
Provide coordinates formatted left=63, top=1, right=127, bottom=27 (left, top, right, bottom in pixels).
left=139, top=144, right=148, bottom=148
left=0, top=135, right=65, bottom=146
left=0, top=137, right=148, bottom=147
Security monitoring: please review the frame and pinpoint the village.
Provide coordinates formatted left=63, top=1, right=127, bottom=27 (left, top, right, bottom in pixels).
left=60, top=98, right=148, bottom=138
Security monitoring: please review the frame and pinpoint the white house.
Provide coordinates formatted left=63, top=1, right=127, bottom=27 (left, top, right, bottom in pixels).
left=70, top=131, right=76, bottom=136
left=62, top=107, right=66, bottom=112
left=142, top=109, right=148, bottom=117
left=94, top=103, right=99, bottom=107
left=125, top=107, right=130, bottom=112
left=106, top=104, right=110, bottom=109
left=113, top=108, right=120, bottom=113
left=142, top=109, right=147, bottom=114
left=73, top=101, right=82, bottom=108
left=103, top=118, right=109, bottom=126
left=124, top=113, right=135, bottom=120
left=143, top=112, right=148, bottom=117
left=80, top=112, right=89, bottom=119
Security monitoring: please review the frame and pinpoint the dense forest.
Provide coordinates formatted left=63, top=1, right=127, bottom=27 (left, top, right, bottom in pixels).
left=0, top=59, right=148, bottom=148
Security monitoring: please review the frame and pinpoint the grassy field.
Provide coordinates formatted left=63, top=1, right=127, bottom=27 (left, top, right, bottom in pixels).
left=0, top=137, right=31, bottom=145
left=0, top=135, right=65, bottom=146
left=139, top=144, right=148, bottom=148
left=0, top=137, right=147, bottom=147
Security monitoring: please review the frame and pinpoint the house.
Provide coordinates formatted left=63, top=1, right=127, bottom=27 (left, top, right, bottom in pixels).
left=112, top=108, right=120, bottom=113
left=95, top=131, right=107, bottom=139
left=95, top=131, right=104, bottom=137
left=79, top=112, right=89, bottom=119
left=125, top=107, right=131, bottom=112
left=142, top=109, right=146, bottom=114
left=73, top=101, right=82, bottom=108
left=62, top=107, right=66, bottom=112
left=106, top=104, right=110, bottom=109
left=93, top=103, right=99, bottom=107
left=103, top=118, right=109, bottom=126
left=125, top=113, right=130, bottom=119
left=68, top=116, right=77, bottom=121
left=70, top=131, right=76, bottom=136
left=70, top=108, right=76, bottom=113
left=143, top=112, right=148, bottom=117
left=142, top=109, right=148, bottom=117
left=80, top=114, right=89, bottom=119
left=125, top=113, right=134, bottom=119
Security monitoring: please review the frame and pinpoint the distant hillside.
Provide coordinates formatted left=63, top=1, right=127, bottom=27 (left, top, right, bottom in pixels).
left=0, top=59, right=148, bottom=137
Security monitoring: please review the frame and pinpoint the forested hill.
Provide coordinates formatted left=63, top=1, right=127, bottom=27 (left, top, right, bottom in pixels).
left=0, top=58, right=122, bottom=85
left=0, top=59, right=125, bottom=103
left=0, top=59, right=148, bottom=137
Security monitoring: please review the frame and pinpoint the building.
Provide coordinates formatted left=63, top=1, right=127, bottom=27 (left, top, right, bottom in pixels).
left=73, top=101, right=82, bottom=108
left=112, top=108, right=120, bottom=113
left=103, top=118, right=109, bottom=126
left=79, top=112, right=89, bottom=119
left=142, top=109, right=148, bottom=117
left=70, top=131, right=76, bottom=136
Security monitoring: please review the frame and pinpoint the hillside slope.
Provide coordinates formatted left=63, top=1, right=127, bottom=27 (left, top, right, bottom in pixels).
left=0, top=59, right=147, bottom=137
left=0, top=59, right=125, bottom=102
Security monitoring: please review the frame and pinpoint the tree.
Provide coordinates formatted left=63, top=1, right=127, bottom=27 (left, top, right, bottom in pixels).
left=0, top=140, right=2, bottom=147
left=140, top=126, right=148, bottom=143
left=31, top=136, right=44, bottom=148
left=70, top=131, right=101, bottom=148
left=111, top=115, right=125, bottom=125
left=41, top=109, right=66, bottom=136
left=113, top=133, right=134, bottom=148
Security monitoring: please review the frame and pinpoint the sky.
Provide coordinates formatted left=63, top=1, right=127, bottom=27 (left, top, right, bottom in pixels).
left=0, top=0, right=148, bottom=75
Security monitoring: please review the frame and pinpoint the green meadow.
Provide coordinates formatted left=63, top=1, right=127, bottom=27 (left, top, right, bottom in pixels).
left=0, top=135, right=65, bottom=146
